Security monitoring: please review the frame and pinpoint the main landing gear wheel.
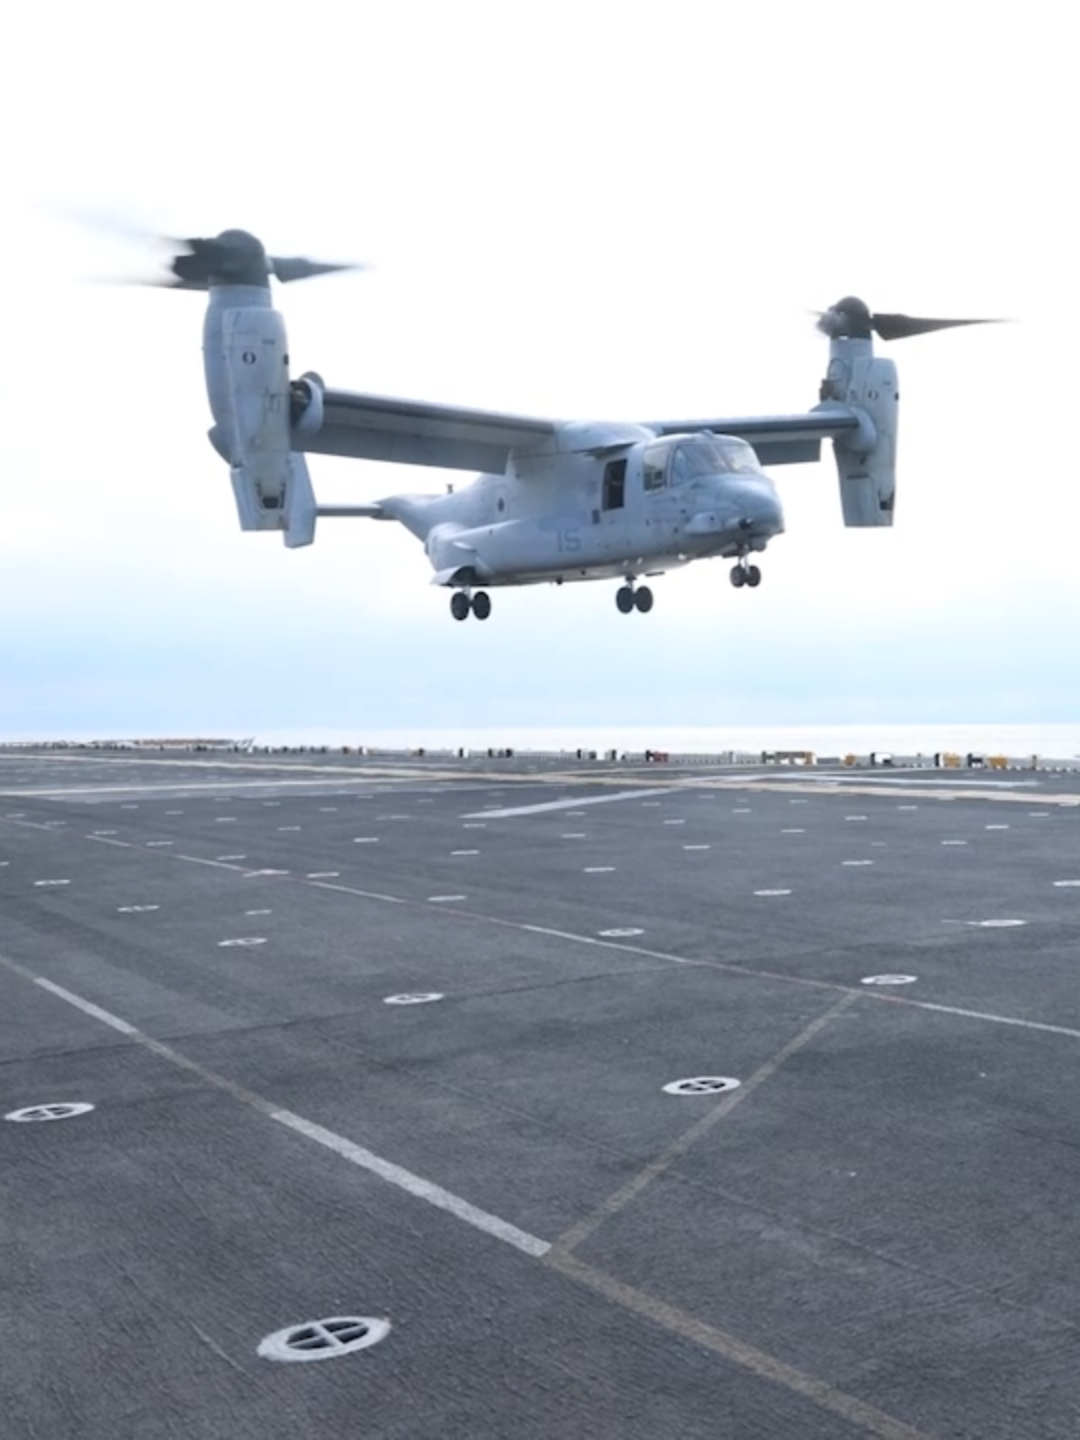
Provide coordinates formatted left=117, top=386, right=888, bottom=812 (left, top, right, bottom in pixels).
left=730, top=563, right=762, bottom=589
left=615, top=585, right=635, bottom=614
left=450, top=590, right=492, bottom=621
left=635, top=585, right=653, bottom=613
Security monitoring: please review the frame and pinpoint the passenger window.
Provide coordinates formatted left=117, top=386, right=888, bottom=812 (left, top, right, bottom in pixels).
left=603, top=459, right=626, bottom=510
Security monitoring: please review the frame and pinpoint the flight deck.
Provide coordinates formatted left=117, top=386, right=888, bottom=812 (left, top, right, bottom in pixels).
left=3, top=748, right=1080, bottom=1439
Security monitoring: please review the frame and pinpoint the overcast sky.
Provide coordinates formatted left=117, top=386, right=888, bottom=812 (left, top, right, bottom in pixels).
left=1, top=3, right=1076, bottom=739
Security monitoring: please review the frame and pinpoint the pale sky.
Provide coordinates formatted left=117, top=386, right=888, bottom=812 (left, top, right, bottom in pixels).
left=1, top=2, right=1076, bottom=738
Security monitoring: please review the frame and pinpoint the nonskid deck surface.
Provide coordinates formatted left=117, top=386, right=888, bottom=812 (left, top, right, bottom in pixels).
left=3, top=749, right=1080, bottom=1439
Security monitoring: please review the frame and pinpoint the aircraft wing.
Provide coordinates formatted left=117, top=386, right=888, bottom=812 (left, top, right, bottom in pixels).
left=296, top=388, right=558, bottom=474
left=646, top=410, right=860, bottom=466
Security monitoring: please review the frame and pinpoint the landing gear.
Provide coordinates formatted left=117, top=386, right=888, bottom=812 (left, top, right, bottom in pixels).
left=615, top=581, right=654, bottom=615
left=730, top=562, right=762, bottom=589
left=450, top=589, right=492, bottom=621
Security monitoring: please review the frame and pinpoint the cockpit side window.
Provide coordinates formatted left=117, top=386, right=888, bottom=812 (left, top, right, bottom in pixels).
left=642, top=445, right=669, bottom=491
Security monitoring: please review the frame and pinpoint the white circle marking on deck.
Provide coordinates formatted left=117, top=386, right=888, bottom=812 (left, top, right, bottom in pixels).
left=258, top=1316, right=391, bottom=1363
left=663, top=1076, right=742, bottom=1096
left=5, top=1102, right=96, bottom=1123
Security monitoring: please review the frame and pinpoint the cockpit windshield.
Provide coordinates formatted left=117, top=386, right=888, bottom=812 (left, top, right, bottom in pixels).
left=642, top=436, right=760, bottom=489
left=670, top=437, right=760, bottom=483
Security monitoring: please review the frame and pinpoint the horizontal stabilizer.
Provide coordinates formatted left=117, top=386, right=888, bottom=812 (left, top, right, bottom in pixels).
left=315, top=503, right=387, bottom=519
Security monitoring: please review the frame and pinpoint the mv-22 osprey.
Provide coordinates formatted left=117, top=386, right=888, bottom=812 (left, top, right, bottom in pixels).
left=157, top=230, right=993, bottom=621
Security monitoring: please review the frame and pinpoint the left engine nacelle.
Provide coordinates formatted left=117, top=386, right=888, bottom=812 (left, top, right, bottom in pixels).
left=204, top=302, right=315, bottom=547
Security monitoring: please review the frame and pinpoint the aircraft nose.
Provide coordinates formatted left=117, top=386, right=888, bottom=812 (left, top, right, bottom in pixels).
left=733, top=478, right=784, bottom=535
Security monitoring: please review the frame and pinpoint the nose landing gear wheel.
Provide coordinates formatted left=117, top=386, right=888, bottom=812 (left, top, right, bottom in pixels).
left=450, top=591, right=471, bottom=621
left=471, top=590, right=492, bottom=620
left=615, top=585, right=635, bottom=614
left=730, top=563, right=762, bottom=589
left=634, top=585, right=654, bottom=613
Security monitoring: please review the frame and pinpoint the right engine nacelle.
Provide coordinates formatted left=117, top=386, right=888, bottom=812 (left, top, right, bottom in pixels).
left=816, top=338, right=899, bottom=527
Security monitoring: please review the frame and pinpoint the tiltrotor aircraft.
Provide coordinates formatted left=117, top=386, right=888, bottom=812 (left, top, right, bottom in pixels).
left=148, top=229, right=994, bottom=620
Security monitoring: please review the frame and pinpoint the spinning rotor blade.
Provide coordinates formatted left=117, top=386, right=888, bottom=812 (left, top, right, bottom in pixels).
left=868, top=312, right=998, bottom=341
left=66, top=213, right=361, bottom=288
left=816, top=296, right=1001, bottom=341
left=162, top=231, right=361, bottom=288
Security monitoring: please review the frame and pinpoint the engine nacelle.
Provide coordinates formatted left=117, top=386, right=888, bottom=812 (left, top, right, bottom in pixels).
left=816, top=338, right=898, bottom=527
left=203, top=294, right=315, bottom=546
left=291, top=371, right=325, bottom=436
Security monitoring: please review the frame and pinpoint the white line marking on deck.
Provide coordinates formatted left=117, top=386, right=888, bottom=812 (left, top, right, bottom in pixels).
left=465, top=789, right=673, bottom=819
left=5, top=960, right=550, bottom=1260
